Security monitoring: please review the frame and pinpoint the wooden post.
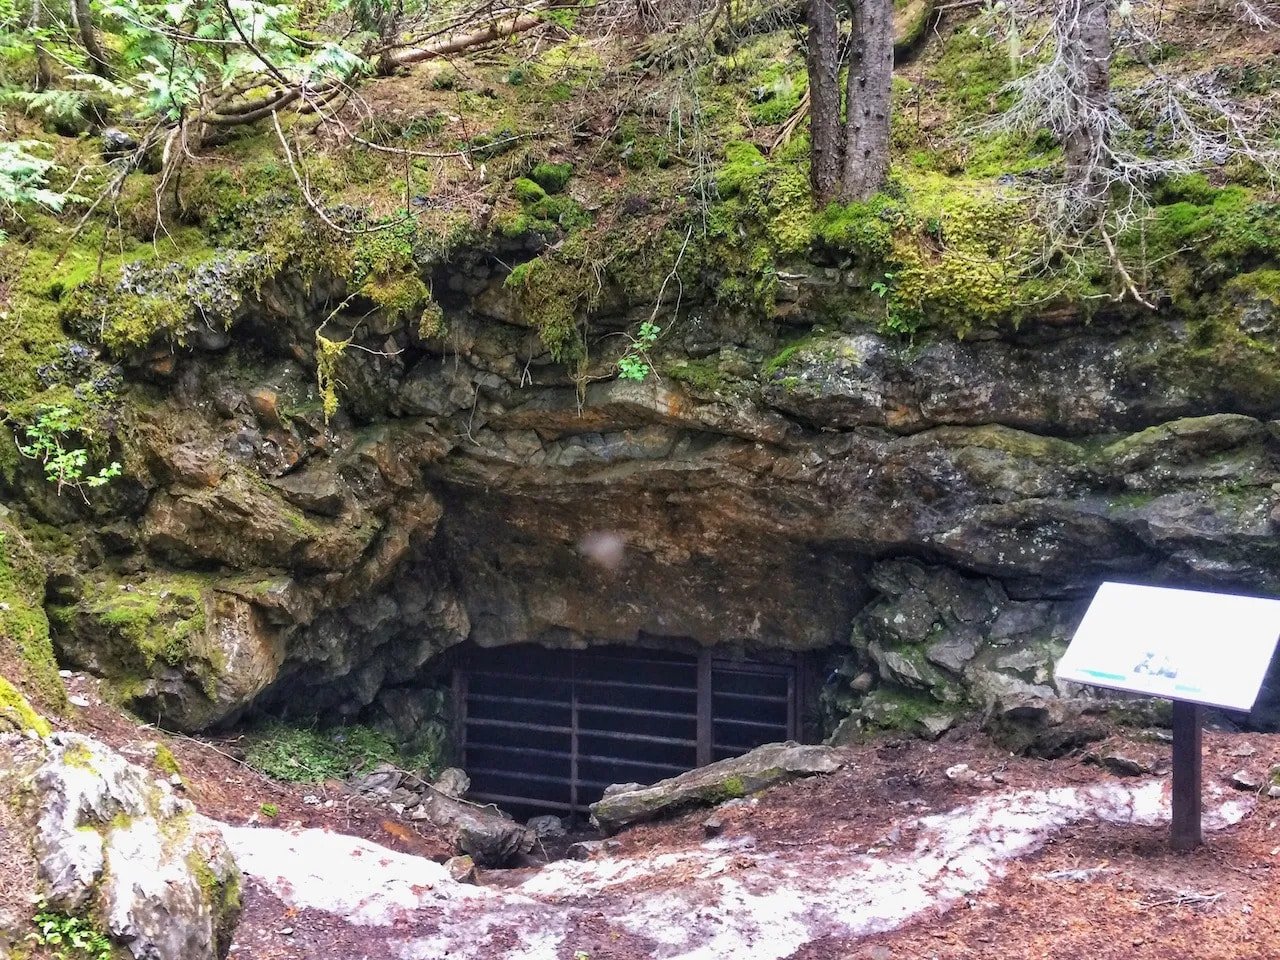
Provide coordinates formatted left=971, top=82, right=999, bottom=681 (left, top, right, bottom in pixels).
left=1170, top=700, right=1203, bottom=852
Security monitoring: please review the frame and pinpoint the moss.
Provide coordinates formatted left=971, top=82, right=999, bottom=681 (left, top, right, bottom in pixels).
left=858, top=687, right=956, bottom=738
left=513, top=177, right=547, bottom=204
left=529, top=162, right=573, bottom=194
left=1140, top=185, right=1280, bottom=282
left=153, top=744, right=181, bottom=777
left=882, top=174, right=1041, bottom=335
left=65, top=574, right=223, bottom=699
left=930, top=23, right=1016, bottom=120
left=718, top=775, right=747, bottom=799
left=664, top=358, right=730, bottom=395
left=814, top=194, right=902, bottom=259
left=359, top=273, right=430, bottom=316
left=504, top=257, right=596, bottom=362
left=0, top=676, right=51, bottom=736
left=0, top=519, right=65, bottom=710
left=190, top=852, right=241, bottom=956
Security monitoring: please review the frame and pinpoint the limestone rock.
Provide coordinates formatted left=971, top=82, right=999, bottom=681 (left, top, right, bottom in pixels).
left=431, top=767, right=471, bottom=799
left=590, top=742, right=843, bottom=834
left=526, top=815, right=566, bottom=840
left=1229, top=769, right=1263, bottom=792
left=445, top=855, right=477, bottom=884
left=3, top=733, right=240, bottom=960
left=53, top=584, right=285, bottom=732
left=414, top=786, right=534, bottom=867
left=350, top=762, right=402, bottom=796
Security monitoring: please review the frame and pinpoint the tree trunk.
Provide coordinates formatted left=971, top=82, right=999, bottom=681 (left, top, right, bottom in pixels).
left=31, top=0, right=53, bottom=92
left=840, top=0, right=893, bottom=202
left=1061, top=0, right=1111, bottom=207
left=806, top=0, right=842, bottom=203
left=70, top=0, right=113, bottom=78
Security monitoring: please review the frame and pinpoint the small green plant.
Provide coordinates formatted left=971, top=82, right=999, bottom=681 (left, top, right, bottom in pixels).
left=27, top=907, right=114, bottom=960
left=617, top=320, right=661, bottom=382
left=259, top=802, right=280, bottom=818
left=243, top=721, right=444, bottom=784
left=14, top=406, right=121, bottom=499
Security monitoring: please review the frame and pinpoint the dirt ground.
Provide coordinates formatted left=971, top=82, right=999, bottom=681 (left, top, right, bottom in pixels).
left=48, top=675, right=1280, bottom=959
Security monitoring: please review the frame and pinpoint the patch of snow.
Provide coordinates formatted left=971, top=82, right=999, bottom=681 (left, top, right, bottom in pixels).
left=222, top=779, right=1252, bottom=960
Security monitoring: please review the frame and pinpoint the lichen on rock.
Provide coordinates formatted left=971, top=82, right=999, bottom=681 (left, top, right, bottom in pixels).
left=2, top=732, right=241, bottom=960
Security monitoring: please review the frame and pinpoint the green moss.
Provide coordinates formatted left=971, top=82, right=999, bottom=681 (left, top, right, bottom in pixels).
left=504, top=256, right=596, bottom=362
left=359, top=273, right=430, bottom=316
left=718, top=775, right=747, bottom=799
left=529, top=162, right=573, bottom=194
left=814, top=194, right=902, bottom=259
left=153, top=744, right=182, bottom=777
left=930, top=24, right=1016, bottom=119
left=65, top=574, right=223, bottom=700
left=0, top=519, right=65, bottom=710
left=1141, top=185, right=1280, bottom=281
left=190, top=852, right=241, bottom=956
left=882, top=174, right=1041, bottom=335
left=513, top=177, right=547, bottom=204
left=858, top=687, right=956, bottom=738
left=0, top=676, right=51, bottom=736
left=664, top=358, right=730, bottom=395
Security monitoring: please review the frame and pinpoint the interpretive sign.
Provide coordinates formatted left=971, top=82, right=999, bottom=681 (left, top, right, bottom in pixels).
left=1057, top=582, right=1280, bottom=852
left=1057, top=582, right=1280, bottom=711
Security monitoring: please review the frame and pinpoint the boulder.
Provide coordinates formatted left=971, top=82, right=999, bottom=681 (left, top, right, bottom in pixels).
left=1, top=733, right=240, bottom=960
left=52, top=582, right=286, bottom=731
left=414, top=787, right=534, bottom=867
left=590, top=742, right=843, bottom=834
left=431, top=767, right=471, bottom=799
left=526, top=815, right=566, bottom=840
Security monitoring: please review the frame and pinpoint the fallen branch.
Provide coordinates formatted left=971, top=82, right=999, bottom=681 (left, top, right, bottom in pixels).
left=389, top=0, right=577, bottom=66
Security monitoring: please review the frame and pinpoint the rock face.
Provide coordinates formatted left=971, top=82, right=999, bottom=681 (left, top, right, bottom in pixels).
left=590, top=742, right=844, bottom=833
left=11, top=255, right=1280, bottom=745
left=0, top=732, right=241, bottom=960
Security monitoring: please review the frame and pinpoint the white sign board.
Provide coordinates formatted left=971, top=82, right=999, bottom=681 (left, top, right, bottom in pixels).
left=1056, top=582, right=1280, bottom=712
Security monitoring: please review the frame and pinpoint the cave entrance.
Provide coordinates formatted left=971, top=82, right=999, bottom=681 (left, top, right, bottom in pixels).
left=455, top=645, right=804, bottom=820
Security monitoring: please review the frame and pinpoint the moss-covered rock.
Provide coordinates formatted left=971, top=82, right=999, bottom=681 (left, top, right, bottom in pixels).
left=0, top=515, right=66, bottom=710
left=52, top=575, right=286, bottom=731
left=590, top=742, right=844, bottom=834
left=4, top=732, right=242, bottom=959
left=0, top=676, right=51, bottom=735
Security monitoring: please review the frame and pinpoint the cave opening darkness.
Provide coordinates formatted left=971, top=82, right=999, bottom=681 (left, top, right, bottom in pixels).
left=453, top=644, right=817, bottom=821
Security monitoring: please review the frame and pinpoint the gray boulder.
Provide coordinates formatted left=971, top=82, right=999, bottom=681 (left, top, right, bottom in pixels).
left=590, top=742, right=843, bottom=834
left=2, top=732, right=240, bottom=960
left=414, top=787, right=534, bottom=867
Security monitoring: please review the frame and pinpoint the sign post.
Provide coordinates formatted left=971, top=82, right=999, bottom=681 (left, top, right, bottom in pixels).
left=1169, top=701, right=1202, bottom=851
left=1057, top=582, right=1280, bottom=851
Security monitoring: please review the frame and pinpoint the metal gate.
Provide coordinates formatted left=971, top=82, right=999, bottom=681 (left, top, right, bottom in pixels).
left=455, top=645, right=800, bottom=819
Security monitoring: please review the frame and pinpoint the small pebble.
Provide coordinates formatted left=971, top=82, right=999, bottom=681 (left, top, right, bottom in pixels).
left=1230, top=769, right=1263, bottom=791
